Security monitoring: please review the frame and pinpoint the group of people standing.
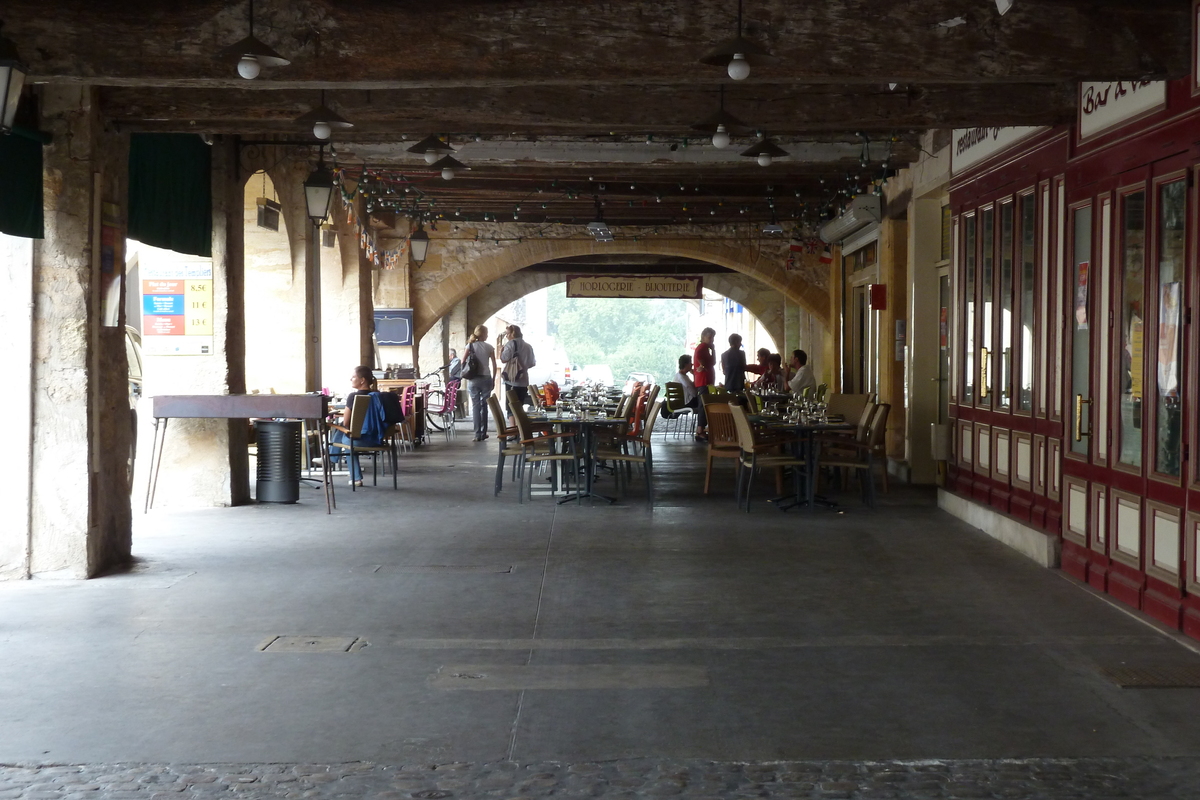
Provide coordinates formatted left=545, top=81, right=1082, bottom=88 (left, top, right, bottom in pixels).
left=676, top=327, right=817, bottom=442
left=460, top=323, right=537, bottom=441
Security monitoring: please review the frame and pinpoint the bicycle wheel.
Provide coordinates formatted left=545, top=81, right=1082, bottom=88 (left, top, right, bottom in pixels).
left=425, top=389, right=446, bottom=431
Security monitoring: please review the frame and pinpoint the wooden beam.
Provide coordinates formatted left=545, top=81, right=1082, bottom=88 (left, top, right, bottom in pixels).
left=6, top=1, right=1190, bottom=87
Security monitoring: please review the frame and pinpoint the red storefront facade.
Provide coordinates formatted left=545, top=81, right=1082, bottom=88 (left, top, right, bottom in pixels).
left=947, top=66, right=1200, bottom=640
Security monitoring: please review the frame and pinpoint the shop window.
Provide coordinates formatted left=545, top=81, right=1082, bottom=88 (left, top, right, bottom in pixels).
left=1154, top=180, right=1185, bottom=477
left=998, top=202, right=1014, bottom=410
left=963, top=214, right=977, bottom=403
left=1018, top=194, right=1036, bottom=412
left=1118, top=191, right=1145, bottom=468
left=980, top=207, right=995, bottom=405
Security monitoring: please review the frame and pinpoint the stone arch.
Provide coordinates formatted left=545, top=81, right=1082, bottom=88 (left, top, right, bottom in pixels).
left=413, top=235, right=828, bottom=342
left=466, top=270, right=787, bottom=352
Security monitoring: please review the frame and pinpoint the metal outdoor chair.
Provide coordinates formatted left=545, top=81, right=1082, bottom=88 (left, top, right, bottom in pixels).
left=327, top=393, right=398, bottom=491
left=487, top=394, right=523, bottom=496
left=660, top=382, right=695, bottom=440
left=593, top=400, right=663, bottom=510
left=816, top=403, right=890, bottom=507
left=508, top=390, right=580, bottom=504
left=729, top=404, right=806, bottom=512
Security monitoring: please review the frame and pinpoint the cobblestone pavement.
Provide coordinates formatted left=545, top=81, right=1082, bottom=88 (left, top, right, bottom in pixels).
left=1, top=758, right=1198, bottom=799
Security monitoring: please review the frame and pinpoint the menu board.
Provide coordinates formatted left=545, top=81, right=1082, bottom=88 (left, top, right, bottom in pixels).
left=141, top=260, right=214, bottom=355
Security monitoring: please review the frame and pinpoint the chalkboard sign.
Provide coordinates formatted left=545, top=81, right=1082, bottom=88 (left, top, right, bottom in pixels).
left=374, top=308, right=414, bottom=346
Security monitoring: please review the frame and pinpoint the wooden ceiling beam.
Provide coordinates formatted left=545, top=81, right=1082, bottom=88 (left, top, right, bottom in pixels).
left=6, top=1, right=1189, bottom=88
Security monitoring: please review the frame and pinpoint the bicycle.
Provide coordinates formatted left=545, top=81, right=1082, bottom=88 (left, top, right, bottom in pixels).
left=417, top=368, right=459, bottom=433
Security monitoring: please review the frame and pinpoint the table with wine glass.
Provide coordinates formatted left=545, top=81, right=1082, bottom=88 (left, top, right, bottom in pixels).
left=752, top=413, right=857, bottom=510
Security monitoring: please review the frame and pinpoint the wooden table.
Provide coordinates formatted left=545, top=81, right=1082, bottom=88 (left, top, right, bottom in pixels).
left=146, top=394, right=334, bottom=514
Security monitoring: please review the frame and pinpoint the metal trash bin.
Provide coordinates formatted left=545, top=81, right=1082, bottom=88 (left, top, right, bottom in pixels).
left=254, top=420, right=301, bottom=503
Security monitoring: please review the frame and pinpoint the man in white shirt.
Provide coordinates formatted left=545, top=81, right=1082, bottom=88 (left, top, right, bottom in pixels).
left=788, top=349, right=818, bottom=396
left=673, top=355, right=698, bottom=407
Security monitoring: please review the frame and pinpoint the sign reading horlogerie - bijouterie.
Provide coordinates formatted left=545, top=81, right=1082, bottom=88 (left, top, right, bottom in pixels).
left=566, top=275, right=703, bottom=300
left=1078, top=81, right=1166, bottom=140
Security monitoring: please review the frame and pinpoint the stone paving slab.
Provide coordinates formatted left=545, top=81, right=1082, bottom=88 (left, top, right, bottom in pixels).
left=1, top=758, right=1197, bottom=799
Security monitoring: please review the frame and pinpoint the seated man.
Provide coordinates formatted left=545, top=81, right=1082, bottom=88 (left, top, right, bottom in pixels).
left=788, top=349, right=818, bottom=397
left=673, top=354, right=698, bottom=409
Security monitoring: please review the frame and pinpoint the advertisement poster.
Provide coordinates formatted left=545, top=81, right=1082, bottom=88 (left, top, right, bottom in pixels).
left=141, top=261, right=214, bottom=355
left=1074, top=261, right=1089, bottom=330
left=1157, top=282, right=1181, bottom=397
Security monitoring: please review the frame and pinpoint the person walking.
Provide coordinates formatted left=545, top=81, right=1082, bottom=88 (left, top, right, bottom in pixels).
left=692, top=327, right=716, bottom=441
left=499, top=324, right=536, bottom=409
left=463, top=325, right=498, bottom=441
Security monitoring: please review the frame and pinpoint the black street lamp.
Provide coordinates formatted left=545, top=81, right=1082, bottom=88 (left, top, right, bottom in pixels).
left=409, top=220, right=430, bottom=267
left=304, top=148, right=334, bottom=224
left=0, top=23, right=28, bottom=134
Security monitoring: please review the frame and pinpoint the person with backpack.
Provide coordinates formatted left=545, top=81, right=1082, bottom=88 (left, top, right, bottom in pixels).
left=461, top=325, right=498, bottom=441
left=499, top=324, right=536, bottom=410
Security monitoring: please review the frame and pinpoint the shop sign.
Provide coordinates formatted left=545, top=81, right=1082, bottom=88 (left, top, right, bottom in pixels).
left=1079, top=80, right=1166, bottom=140
left=951, top=127, right=1043, bottom=175
left=141, top=261, right=214, bottom=355
left=566, top=274, right=703, bottom=299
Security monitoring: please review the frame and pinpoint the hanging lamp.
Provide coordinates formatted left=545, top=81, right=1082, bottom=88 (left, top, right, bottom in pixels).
left=690, top=85, right=748, bottom=149
left=407, top=133, right=454, bottom=165
left=431, top=155, right=469, bottom=181
left=303, top=146, right=334, bottom=224
left=295, top=90, right=353, bottom=140
left=0, top=22, right=27, bottom=133
left=409, top=219, right=430, bottom=266
left=740, top=134, right=788, bottom=167
left=698, top=0, right=775, bottom=81
left=220, top=0, right=290, bottom=79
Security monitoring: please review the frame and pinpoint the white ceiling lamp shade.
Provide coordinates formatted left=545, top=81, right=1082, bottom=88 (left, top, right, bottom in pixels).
left=698, top=0, right=775, bottom=81
left=406, top=133, right=454, bottom=164
left=0, top=23, right=28, bottom=133
left=220, top=0, right=290, bottom=80
left=432, top=154, right=469, bottom=181
left=294, top=91, right=353, bottom=140
left=740, top=135, right=788, bottom=167
left=995, top=0, right=1014, bottom=15
left=690, top=86, right=748, bottom=149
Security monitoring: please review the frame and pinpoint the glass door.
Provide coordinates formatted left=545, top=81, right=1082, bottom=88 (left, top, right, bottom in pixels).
left=1070, top=205, right=1093, bottom=457
left=938, top=273, right=951, bottom=422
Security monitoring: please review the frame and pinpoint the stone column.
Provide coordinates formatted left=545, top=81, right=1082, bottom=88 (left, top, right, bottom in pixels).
left=134, top=136, right=249, bottom=509
left=19, top=85, right=132, bottom=577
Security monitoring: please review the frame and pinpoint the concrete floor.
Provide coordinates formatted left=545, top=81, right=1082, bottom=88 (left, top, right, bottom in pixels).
left=3, top=425, right=1200, bottom=770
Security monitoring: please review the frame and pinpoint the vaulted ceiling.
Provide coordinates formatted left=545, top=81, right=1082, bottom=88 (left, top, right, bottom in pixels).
left=7, top=0, right=1192, bottom=227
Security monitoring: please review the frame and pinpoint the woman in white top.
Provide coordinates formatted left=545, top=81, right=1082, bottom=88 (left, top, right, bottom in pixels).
left=464, top=324, right=499, bottom=441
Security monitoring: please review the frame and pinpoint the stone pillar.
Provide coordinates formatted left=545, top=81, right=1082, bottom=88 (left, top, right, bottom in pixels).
left=134, top=136, right=249, bottom=509
left=15, top=86, right=132, bottom=578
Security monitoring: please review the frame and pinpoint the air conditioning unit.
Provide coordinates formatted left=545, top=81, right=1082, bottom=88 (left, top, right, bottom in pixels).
left=818, top=195, right=882, bottom=243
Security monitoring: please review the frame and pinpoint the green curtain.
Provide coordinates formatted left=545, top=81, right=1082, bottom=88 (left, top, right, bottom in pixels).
left=0, top=130, right=44, bottom=239
left=128, top=133, right=212, bottom=258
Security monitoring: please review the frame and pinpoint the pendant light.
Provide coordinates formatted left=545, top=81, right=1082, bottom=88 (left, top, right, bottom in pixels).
left=740, top=135, right=788, bottom=167
left=690, top=85, right=748, bottom=149
left=0, top=23, right=28, bottom=133
left=406, top=134, right=454, bottom=164
left=698, top=0, right=775, bottom=81
left=303, top=146, right=334, bottom=224
left=409, top=219, right=430, bottom=267
left=295, top=90, right=353, bottom=140
left=431, top=155, right=469, bottom=181
left=220, top=0, right=290, bottom=80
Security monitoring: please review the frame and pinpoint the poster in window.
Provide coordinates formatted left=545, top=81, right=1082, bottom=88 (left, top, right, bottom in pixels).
left=1157, top=281, right=1181, bottom=397
left=1074, top=261, right=1089, bottom=329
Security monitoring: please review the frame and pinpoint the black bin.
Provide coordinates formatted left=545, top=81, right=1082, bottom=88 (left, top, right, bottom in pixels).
left=255, top=420, right=301, bottom=503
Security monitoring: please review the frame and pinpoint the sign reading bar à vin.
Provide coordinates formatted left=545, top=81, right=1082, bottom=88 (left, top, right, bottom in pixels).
left=566, top=275, right=703, bottom=300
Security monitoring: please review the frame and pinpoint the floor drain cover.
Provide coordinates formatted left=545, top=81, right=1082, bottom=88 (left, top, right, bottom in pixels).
left=1099, top=664, right=1200, bottom=687
left=259, top=636, right=364, bottom=653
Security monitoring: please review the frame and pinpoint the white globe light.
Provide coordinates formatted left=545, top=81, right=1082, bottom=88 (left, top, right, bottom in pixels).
left=727, top=53, right=750, bottom=81
left=237, top=56, right=261, bottom=80
left=712, top=125, right=731, bottom=149
left=424, top=152, right=438, bottom=165
left=757, top=153, right=773, bottom=167
left=312, top=121, right=332, bottom=140
left=441, top=168, right=455, bottom=180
